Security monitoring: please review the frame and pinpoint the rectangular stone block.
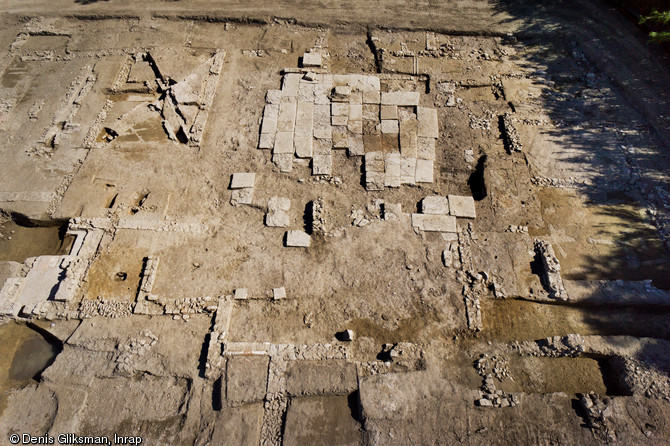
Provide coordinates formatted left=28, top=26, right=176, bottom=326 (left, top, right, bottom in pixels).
left=332, top=102, right=349, bottom=116
left=411, top=214, right=457, bottom=232
left=230, top=188, right=254, bottom=205
left=268, top=196, right=291, bottom=211
left=273, top=131, right=294, bottom=154
left=282, top=73, right=301, bottom=97
left=349, top=103, right=363, bottom=121
left=332, top=126, right=348, bottom=149
left=415, top=159, right=434, bottom=183
left=400, top=157, right=417, bottom=184
left=365, top=171, right=385, bottom=191
left=364, top=151, right=384, bottom=173
left=314, top=127, right=332, bottom=140
left=285, top=230, right=311, bottom=247
left=381, top=119, right=399, bottom=134
left=313, top=138, right=333, bottom=155
left=448, top=195, right=476, bottom=219
left=347, top=135, right=365, bottom=157
left=298, top=83, right=315, bottom=102
left=381, top=105, right=398, bottom=120
left=294, top=135, right=313, bottom=158
left=417, top=137, right=436, bottom=160
left=421, top=196, right=449, bottom=214
left=314, top=104, right=331, bottom=129
left=295, top=101, right=314, bottom=137
left=258, top=133, right=275, bottom=150
left=363, top=104, right=380, bottom=121
left=273, top=153, right=293, bottom=172
left=417, top=107, right=439, bottom=138
left=266, top=90, right=283, bottom=105
left=332, top=115, right=347, bottom=126
left=230, top=172, right=256, bottom=189
left=381, top=91, right=420, bottom=106
left=384, top=152, right=401, bottom=188
left=363, top=89, right=381, bottom=104
left=302, top=52, right=322, bottom=67
left=347, top=120, right=363, bottom=134
left=277, top=102, right=297, bottom=132
left=312, top=154, right=332, bottom=175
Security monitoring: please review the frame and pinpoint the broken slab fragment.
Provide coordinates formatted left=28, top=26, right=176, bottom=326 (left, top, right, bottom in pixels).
left=272, top=153, right=293, bottom=173
left=258, top=133, right=275, bottom=150
left=331, top=85, right=352, bottom=102
left=347, top=134, right=365, bottom=157
left=285, top=230, right=311, bottom=247
left=421, top=196, right=449, bottom=214
left=266, top=196, right=291, bottom=226
left=230, top=172, right=256, bottom=189
left=266, top=89, right=283, bottom=104
left=448, top=195, right=476, bottom=219
left=381, top=91, right=420, bottom=106
left=411, top=214, right=457, bottom=232
left=230, top=188, right=254, bottom=206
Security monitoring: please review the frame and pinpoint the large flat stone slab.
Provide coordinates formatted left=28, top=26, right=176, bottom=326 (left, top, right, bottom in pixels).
left=285, top=230, right=311, bottom=247
left=381, top=91, right=420, bottom=106
left=230, top=173, right=256, bottom=189
left=411, top=214, right=457, bottom=232
left=448, top=195, right=476, bottom=218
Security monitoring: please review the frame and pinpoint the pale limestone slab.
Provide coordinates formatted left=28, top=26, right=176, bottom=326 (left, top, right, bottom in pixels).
left=295, top=101, right=314, bottom=137
left=448, top=195, right=476, bottom=219
left=273, top=131, right=294, bottom=154
left=231, top=188, right=254, bottom=205
left=347, top=120, right=363, bottom=134
left=400, top=157, right=417, bottom=184
left=230, top=172, right=256, bottom=189
left=362, top=89, right=380, bottom=104
left=313, top=138, right=333, bottom=155
left=285, top=230, right=311, bottom=247
left=268, top=196, right=291, bottom=211
left=349, top=103, right=363, bottom=121
left=234, top=288, right=248, bottom=300
left=294, top=135, right=313, bottom=158
left=365, top=171, right=385, bottom=191
left=314, top=127, right=332, bottom=140
left=332, top=102, right=349, bottom=116
left=314, top=104, right=331, bottom=129
left=411, top=214, right=457, bottom=232
left=298, top=83, right=315, bottom=102
left=347, top=135, right=365, bottom=157
left=266, top=90, right=283, bottom=104
left=380, top=105, right=398, bottom=120
left=421, top=196, right=449, bottom=214
left=258, top=133, right=275, bottom=150
left=381, top=91, right=420, bottom=106
left=266, top=210, right=290, bottom=227
left=381, top=119, right=399, bottom=134
left=415, top=159, right=434, bottom=183
left=332, top=115, right=348, bottom=126
left=302, top=52, right=322, bottom=67
left=417, top=137, right=436, bottom=160
left=282, top=73, right=301, bottom=96
left=332, top=127, right=348, bottom=149
left=273, top=153, right=294, bottom=172
left=272, top=287, right=287, bottom=300
left=364, top=151, right=384, bottom=173
left=417, top=107, right=439, bottom=138
left=312, top=154, right=332, bottom=175
left=277, top=102, right=297, bottom=132
left=384, top=152, right=401, bottom=188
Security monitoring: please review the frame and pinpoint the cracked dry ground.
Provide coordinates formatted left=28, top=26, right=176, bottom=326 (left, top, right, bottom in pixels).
left=1, top=2, right=670, bottom=445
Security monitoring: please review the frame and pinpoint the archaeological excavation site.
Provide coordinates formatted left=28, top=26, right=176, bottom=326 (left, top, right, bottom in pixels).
left=1, top=0, right=670, bottom=444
